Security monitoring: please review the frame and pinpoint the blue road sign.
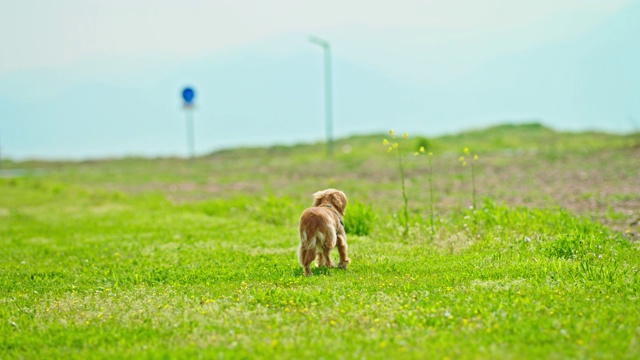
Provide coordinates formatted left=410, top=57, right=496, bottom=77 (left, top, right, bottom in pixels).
left=182, top=87, right=195, bottom=104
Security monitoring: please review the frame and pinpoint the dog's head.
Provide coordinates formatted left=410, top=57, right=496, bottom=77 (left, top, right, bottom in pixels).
left=312, top=189, right=348, bottom=216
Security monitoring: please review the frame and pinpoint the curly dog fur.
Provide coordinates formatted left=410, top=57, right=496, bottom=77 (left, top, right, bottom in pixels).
left=298, top=189, right=350, bottom=276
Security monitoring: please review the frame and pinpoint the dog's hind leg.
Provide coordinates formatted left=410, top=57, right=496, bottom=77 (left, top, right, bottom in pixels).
left=314, top=232, right=329, bottom=268
left=321, top=229, right=337, bottom=268
left=321, top=247, right=334, bottom=268
left=300, top=248, right=316, bottom=276
left=299, top=231, right=317, bottom=276
left=316, top=251, right=326, bottom=267
left=337, top=234, right=350, bottom=269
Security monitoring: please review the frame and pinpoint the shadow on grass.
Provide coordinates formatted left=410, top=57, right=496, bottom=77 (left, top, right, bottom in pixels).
left=290, top=265, right=349, bottom=277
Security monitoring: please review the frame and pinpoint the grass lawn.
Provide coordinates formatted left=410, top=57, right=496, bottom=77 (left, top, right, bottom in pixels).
left=1, top=124, right=639, bottom=359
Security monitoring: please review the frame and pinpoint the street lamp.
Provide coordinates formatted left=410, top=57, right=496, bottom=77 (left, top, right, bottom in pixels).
left=309, top=36, right=334, bottom=157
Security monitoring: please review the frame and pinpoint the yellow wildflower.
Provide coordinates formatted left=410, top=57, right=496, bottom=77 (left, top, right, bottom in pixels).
left=474, top=154, right=478, bottom=160
left=393, top=143, right=398, bottom=149
left=387, top=147, right=393, bottom=153
left=403, top=133, right=408, bottom=139
left=463, top=147, right=469, bottom=154
left=389, top=129, right=395, bottom=136
left=459, top=156, right=465, bottom=162
left=382, top=139, right=389, bottom=146
left=419, top=146, right=425, bottom=153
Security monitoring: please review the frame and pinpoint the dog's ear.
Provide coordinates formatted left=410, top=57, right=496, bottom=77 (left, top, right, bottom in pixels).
left=313, top=189, right=347, bottom=214
left=312, top=189, right=329, bottom=207
left=330, top=190, right=348, bottom=215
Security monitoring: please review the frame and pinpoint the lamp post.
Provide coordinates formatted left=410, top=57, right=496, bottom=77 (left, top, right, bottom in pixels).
left=309, top=36, right=334, bottom=157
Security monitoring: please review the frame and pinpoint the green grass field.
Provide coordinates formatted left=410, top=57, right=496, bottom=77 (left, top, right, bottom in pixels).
left=1, top=124, right=639, bottom=359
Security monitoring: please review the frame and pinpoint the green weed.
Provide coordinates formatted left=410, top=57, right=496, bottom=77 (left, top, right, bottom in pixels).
left=344, top=201, right=377, bottom=236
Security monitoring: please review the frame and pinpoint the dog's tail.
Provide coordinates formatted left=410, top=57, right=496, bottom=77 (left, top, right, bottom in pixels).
left=299, top=229, right=318, bottom=251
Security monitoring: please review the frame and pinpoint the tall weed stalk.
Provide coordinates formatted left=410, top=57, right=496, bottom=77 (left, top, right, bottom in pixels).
left=383, top=130, right=410, bottom=236
left=459, top=147, right=479, bottom=210
left=414, top=146, right=436, bottom=237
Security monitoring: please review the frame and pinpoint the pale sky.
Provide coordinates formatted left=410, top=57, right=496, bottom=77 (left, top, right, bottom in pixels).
left=1, top=0, right=638, bottom=159
left=0, top=0, right=631, bottom=74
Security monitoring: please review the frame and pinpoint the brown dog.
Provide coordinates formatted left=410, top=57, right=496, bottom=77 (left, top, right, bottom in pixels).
left=298, top=189, right=350, bottom=276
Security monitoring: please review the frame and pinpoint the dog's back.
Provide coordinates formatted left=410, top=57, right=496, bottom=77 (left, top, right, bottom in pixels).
left=299, top=207, right=337, bottom=251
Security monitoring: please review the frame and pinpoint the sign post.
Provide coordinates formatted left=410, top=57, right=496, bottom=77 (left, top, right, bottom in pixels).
left=181, top=87, right=196, bottom=159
